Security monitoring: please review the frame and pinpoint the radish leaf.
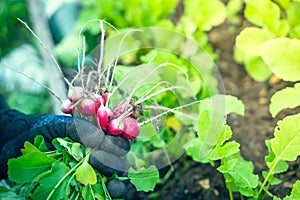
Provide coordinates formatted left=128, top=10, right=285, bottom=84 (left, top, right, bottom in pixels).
left=8, top=151, right=55, bottom=184
left=268, top=114, right=300, bottom=173
left=283, top=180, right=300, bottom=200
left=270, top=83, right=300, bottom=117
left=235, top=27, right=269, bottom=57
left=75, top=160, right=97, bottom=185
left=128, top=165, right=159, bottom=192
left=260, top=38, right=300, bottom=82
left=32, top=161, right=71, bottom=200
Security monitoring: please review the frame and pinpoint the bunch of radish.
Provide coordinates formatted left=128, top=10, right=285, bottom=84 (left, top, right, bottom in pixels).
left=18, top=19, right=200, bottom=144
left=61, top=86, right=140, bottom=140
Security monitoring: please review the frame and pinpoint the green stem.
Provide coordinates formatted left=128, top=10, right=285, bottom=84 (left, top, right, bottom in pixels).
left=226, top=180, right=234, bottom=200
left=89, top=184, right=95, bottom=199
left=66, top=173, right=77, bottom=198
left=46, top=150, right=95, bottom=200
left=257, top=167, right=275, bottom=198
left=99, top=173, right=112, bottom=200
left=74, top=191, right=80, bottom=200
left=46, top=159, right=84, bottom=200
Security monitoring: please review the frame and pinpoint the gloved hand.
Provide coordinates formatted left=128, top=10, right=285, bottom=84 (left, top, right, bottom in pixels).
left=0, top=109, right=131, bottom=179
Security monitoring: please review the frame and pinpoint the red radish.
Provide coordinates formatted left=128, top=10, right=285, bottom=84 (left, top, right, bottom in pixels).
left=108, top=119, right=124, bottom=135
left=107, top=108, right=114, bottom=120
left=112, top=104, right=125, bottom=118
left=102, top=92, right=109, bottom=105
left=61, top=99, right=73, bottom=114
left=97, top=105, right=110, bottom=131
left=91, top=94, right=102, bottom=110
left=78, top=98, right=97, bottom=116
left=131, top=110, right=138, bottom=119
left=68, top=86, right=84, bottom=102
left=122, top=117, right=140, bottom=139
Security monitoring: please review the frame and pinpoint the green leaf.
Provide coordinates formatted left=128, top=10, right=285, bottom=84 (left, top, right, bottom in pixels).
left=244, top=0, right=280, bottom=28
left=200, top=94, right=244, bottom=116
left=91, top=183, right=104, bottom=199
left=287, top=2, right=300, bottom=26
left=8, top=152, right=55, bottom=184
left=193, top=94, right=243, bottom=159
left=270, top=83, right=300, bottom=117
left=284, top=180, right=300, bottom=200
left=70, top=143, right=84, bottom=161
left=75, top=160, right=97, bottom=185
left=196, top=109, right=225, bottom=158
left=268, top=114, right=300, bottom=173
left=265, top=140, right=289, bottom=174
left=227, top=156, right=259, bottom=189
left=183, top=0, right=226, bottom=31
left=260, top=37, right=300, bottom=81
left=55, top=138, right=84, bottom=161
left=262, top=171, right=282, bottom=185
left=217, top=158, right=238, bottom=173
left=128, top=166, right=159, bottom=192
left=207, top=141, right=240, bottom=160
left=81, top=185, right=95, bottom=200
left=186, top=138, right=211, bottom=163
left=21, top=141, right=40, bottom=155
left=236, top=27, right=269, bottom=57
left=244, top=56, right=272, bottom=81
left=216, top=124, right=234, bottom=145
left=32, top=161, right=71, bottom=200
left=34, top=135, right=49, bottom=152
left=275, top=0, right=290, bottom=10
left=226, top=0, right=244, bottom=22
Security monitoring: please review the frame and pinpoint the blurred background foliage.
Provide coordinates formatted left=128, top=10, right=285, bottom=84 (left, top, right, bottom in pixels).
left=0, top=0, right=244, bottom=114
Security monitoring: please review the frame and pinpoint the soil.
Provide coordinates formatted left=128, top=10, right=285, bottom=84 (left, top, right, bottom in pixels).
left=130, top=19, right=300, bottom=200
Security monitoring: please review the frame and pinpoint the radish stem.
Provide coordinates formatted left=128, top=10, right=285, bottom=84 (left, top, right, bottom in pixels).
left=139, top=99, right=207, bottom=126
left=17, top=18, right=72, bottom=88
left=135, top=85, right=186, bottom=105
left=2, top=64, right=63, bottom=103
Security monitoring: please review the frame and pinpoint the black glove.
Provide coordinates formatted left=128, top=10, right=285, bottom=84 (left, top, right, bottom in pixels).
left=0, top=109, right=130, bottom=179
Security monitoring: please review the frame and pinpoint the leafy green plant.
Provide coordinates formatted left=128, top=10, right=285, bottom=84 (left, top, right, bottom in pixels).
left=234, top=0, right=300, bottom=81
left=186, top=96, right=300, bottom=199
left=1, top=135, right=158, bottom=199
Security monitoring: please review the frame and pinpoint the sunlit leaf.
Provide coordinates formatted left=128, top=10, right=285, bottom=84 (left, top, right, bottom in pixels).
left=265, top=140, right=289, bottom=174
left=21, top=141, right=40, bottom=155
left=244, top=56, right=272, bottom=81
left=32, top=161, right=71, bottom=200
left=268, top=114, right=300, bottom=174
left=200, top=94, right=244, bottom=116
left=34, top=135, right=49, bottom=152
left=227, top=155, right=259, bottom=189
left=260, top=37, right=300, bottom=81
left=8, top=152, right=55, bottom=184
left=245, top=0, right=280, bottom=28
left=283, top=180, right=300, bottom=200
left=287, top=2, right=300, bottom=26
left=207, top=141, right=240, bottom=160
left=128, top=166, right=159, bottom=192
left=183, top=0, right=226, bottom=31
left=75, top=160, right=97, bottom=185
left=236, top=27, right=269, bottom=57
left=270, top=83, right=300, bottom=117
left=274, top=0, right=290, bottom=10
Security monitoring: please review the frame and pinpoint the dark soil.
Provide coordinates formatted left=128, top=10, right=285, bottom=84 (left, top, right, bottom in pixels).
left=133, top=19, right=300, bottom=200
